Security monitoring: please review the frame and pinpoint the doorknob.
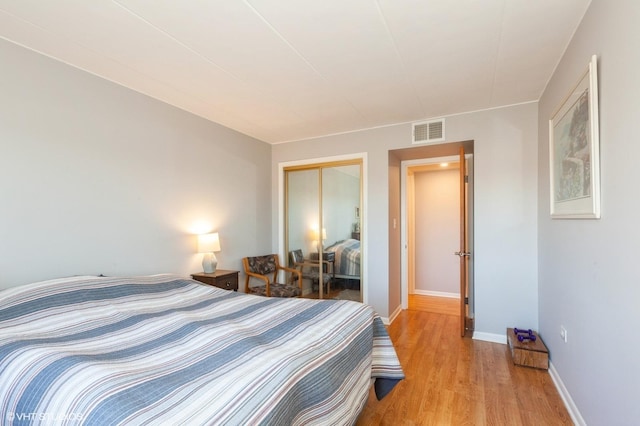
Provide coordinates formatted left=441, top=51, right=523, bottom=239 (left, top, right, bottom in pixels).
left=454, top=251, right=471, bottom=257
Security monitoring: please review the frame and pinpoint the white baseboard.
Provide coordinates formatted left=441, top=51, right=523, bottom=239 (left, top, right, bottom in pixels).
left=413, top=289, right=460, bottom=299
left=384, top=305, right=403, bottom=325
left=472, top=331, right=507, bottom=344
left=549, top=362, right=586, bottom=426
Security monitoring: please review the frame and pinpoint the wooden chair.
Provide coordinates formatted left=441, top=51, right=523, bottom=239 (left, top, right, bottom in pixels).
left=243, top=254, right=302, bottom=297
left=289, top=249, right=332, bottom=294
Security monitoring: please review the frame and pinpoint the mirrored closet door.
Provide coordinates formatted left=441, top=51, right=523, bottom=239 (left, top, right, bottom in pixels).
left=285, top=160, right=362, bottom=301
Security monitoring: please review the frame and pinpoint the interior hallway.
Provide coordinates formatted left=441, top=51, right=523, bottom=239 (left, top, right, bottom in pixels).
left=356, top=295, right=572, bottom=425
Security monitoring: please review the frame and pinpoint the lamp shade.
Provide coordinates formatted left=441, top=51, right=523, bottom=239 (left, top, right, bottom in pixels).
left=198, top=232, right=221, bottom=253
left=311, top=228, right=327, bottom=240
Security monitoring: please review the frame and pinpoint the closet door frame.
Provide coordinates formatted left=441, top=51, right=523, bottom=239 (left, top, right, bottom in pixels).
left=278, top=153, right=367, bottom=303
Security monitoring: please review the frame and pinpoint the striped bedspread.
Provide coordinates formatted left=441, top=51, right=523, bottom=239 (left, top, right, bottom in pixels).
left=326, top=239, right=361, bottom=277
left=0, top=274, right=403, bottom=425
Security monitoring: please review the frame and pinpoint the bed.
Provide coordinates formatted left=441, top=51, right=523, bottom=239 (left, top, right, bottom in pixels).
left=325, top=238, right=361, bottom=279
left=0, top=274, right=403, bottom=425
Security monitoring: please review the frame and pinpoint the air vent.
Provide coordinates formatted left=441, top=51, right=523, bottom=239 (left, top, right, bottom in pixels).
left=412, top=119, right=445, bottom=144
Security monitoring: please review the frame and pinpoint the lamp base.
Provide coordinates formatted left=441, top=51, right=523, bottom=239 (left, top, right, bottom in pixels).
left=202, top=252, right=218, bottom=273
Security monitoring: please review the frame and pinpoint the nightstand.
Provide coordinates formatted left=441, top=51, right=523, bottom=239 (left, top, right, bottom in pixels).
left=191, top=270, right=239, bottom=291
left=308, top=252, right=336, bottom=278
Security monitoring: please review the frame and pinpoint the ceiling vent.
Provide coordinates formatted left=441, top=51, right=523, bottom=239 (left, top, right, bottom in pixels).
left=412, top=119, right=445, bottom=144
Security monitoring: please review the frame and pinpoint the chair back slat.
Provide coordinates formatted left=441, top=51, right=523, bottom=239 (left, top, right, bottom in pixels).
left=290, top=249, right=304, bottom=266
left=247, top=255, right=277, bottom=275
left=243, top=254, right=301, bottom=298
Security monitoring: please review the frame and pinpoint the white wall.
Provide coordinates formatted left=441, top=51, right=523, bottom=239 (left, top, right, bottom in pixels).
left=272, top=102, right=538, bottom=329
left=0, top=15, right=540, bottom=346
left=286, top=168, right=320, bottom=256
left=538, top=1, right=640, bottom=424
left=0, top=39, right=272, bottom=289
left=414, top=169, right=460, bottom=295
left=322, top=167, right=361, bottom=245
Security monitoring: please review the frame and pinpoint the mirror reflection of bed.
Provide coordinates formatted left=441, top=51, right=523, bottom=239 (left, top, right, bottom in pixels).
left=323, top=238, right=361, bottom=301
left=284, top=161, right=362, bottom=302
left=289, top=239, right=361, bottom=302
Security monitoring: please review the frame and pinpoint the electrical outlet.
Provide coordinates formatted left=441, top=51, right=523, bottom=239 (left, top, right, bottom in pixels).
left=560, top=326, right=568, bottom=343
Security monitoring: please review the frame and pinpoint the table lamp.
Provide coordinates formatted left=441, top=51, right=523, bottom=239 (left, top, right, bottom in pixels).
left=198, top=232, right=221, bottom=273
left=312, top=227, right=327, bottom=252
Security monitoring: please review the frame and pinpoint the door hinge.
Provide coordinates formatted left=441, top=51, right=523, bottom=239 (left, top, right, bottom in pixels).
left=465, top=317, right=475, bottom=331
left=464, top=297, right=469, bottom=305
left=464, top=175, right=469, bottom=183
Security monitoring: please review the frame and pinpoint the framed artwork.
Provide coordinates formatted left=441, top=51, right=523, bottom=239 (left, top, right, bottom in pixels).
left=549, top=55, right=600, bottom=219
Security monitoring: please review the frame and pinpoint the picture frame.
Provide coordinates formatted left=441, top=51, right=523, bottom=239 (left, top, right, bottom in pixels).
left=549, top=54, right=600, bottom=219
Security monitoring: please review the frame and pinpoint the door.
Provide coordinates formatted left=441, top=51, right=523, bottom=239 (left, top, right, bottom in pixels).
left=285, top=161, right=362, bottom=300
left=457, top=147, right=471, bottom=336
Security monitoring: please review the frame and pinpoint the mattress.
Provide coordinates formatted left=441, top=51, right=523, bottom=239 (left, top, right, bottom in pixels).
left=0, top=274, right=403, bottom=425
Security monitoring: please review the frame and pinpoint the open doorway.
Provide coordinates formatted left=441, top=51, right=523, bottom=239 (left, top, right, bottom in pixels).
left=390, top=142, right=474, bottom=336
left=407, top=159, right=461, bottom=298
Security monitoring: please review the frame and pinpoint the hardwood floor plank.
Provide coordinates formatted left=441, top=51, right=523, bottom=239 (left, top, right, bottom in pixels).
left=356, top=295, right=572, bottom=425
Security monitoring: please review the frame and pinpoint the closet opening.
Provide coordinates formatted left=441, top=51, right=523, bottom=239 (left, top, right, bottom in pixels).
left=282, top=158, right=364, bottom=302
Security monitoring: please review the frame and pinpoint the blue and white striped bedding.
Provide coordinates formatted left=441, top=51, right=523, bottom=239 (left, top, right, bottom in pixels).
left=0, top=274, right=403, bottom=425
left=325, top=239, right=361, bottom=277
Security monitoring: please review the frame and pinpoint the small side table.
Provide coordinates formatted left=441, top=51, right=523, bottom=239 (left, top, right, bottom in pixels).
left=309, top=252, right=336, bottom=279
left=191, top=270, right=239, bottom=291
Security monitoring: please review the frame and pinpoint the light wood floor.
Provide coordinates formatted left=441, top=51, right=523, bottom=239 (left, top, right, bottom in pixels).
left=356, top=295, right=572, bottom=425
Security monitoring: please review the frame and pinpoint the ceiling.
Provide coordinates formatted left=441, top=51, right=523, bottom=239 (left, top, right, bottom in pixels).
left=0, top=0, right=591, bottom=144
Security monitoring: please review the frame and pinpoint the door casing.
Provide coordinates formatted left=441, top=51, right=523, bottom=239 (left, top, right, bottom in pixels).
left=400, top=154, right=474, bottom=326
left=278, top=153, right=368, bottom=304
